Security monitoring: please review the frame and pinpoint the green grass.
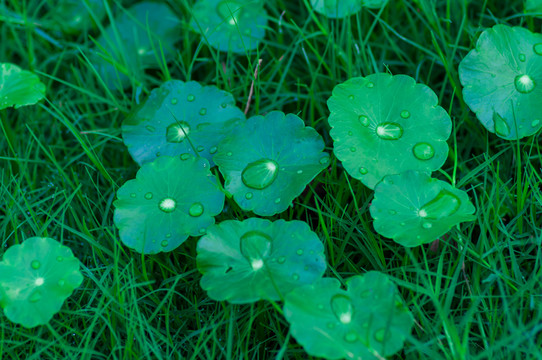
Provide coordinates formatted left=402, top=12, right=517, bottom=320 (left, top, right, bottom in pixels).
left=1, top=0, right=541, bottom=359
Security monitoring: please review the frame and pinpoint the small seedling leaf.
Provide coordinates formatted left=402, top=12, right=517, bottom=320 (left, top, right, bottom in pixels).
left=0, top=63, right=46, bottom=110
left=0, top=237, right=83, bottom=328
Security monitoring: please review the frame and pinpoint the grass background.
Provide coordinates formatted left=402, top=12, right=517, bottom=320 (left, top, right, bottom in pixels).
left=1, top=0, right=541, bottom=359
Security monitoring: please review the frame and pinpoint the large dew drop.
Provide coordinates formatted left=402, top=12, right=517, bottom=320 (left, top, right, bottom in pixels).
left=412, top=142, right=435, bottom=160
left=239, top=230, right=273, bottom=271
left=419, top=190, right=461, bottom=220
left=376, top=122, right=403, bottom=140
left=514, top=74, right=535, bottom=94
left=241, top=159, right=279, bottom=190
left=159, top=197, right=177, bottom=213
left=217, top=1, right=241, bottom=25
left=493, top=112, right=510, bottom=137
left=166, top=121, right=191, bottom=143
left=330, top=294, right=354, bottom=325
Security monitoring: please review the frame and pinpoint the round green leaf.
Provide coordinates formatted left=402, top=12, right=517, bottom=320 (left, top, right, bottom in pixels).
left=458, top=25, right=542, bottom=140
left=0, top=237, right=83, bottom=328
left=526, top=0, right=542, bottom=16
left=46, top=0, right=106, bottom=34
left=284, top=272, right=413, bottom=360
left=190, top=0, right=267, bottom=53
left=92, top=1, right=181, bottom=89
left=197, top=218, right=326, bottom=303
left=362, top=0, right=389, bottom=9
left=370, top=171, right=476, bottom=247
left=0, top=63, right=46, bottom=110
left=122, top=80, right=245, bottom=166
left=113, top=155, right=225, bottom=254
left=310, top=0, right=362, bottom=18
left=214, top=111, right=329, bottom=216
left=327, top=73, right=451, bottom=189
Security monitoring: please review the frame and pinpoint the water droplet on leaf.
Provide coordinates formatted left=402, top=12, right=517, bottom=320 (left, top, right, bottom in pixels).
left=376, top=122, right=403, bottom=140
left=245, top=192, right=253, bottom=199
left=277, top=256, right=286, bottom=264
left=241, top=159, right=279, bottom=190
left=159, top=198, right=177, bottom=213
left=161, top=240, right=168, bottom=247
left=419, top=190, right=461, bottom=220
left=514, top=74, right=535, bottom=94
left=171, top=98, right=178, bottom=105
left=493, top=112, right=510, bottom=137
left=531, top=119, right=540, bottom=128
left=189, top=203, right=204, bottom=217
left=187, top=94, right=195, bottom=102
left=344, top=332, right=358, bottom=342
left=358, top=115, right=369, bottom=127
left=199, top=108, right=207, bottom=115
left=413, top=142, right=435, bottom=160
left=296, top=249, right=303, bottom=255
left=400, top=110, right=410, bottom=119
left=29, top=290, right=42, bottom=303
left=240, top=230, right=272, bottom=271
left=166, top=121, right=191, bottom=143
left=331, top=294, right=354, bottom=324
left=31, top=260, right=41, bottom=270
left=145, top=192, right=153, bottom=200
left=534, top=43, right=542, bottom=55
left=145, top=125, right=155, bottom=132
left=209, top=146, right=218, bottom=154
left=519, top=53, right=526, bottom=62
left=359, top=167, right=368, bottom=175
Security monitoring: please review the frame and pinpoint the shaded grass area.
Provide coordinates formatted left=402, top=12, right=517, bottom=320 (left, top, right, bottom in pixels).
left=1, top=0, right=541, bottom=359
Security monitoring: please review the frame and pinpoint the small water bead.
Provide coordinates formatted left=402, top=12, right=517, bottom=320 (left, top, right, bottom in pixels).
left=199, top=108, right=207, bottom=115
left=221, top=102, right=228, bottom=108
left=29, top=290, right=42, bottom=303
left=366, top=82, right=374, bottom=88
left=493, top=112, right=510, bottom=137
left=56, top=256, right=63, bottom=262
left=413, top=142, right=435, bottom=160
left=130, top=193, right=136, bottom=198
left=514, top=74, right=535, bottom=94
left=226, top=151, right=233, bottom=156
left=35, top=277, right=44, bottom=286
left=189, top=202, right=204, bottom=217
left=199, top=228, right=207, bottom=234
left=145, top=192, right=153, bottom=200
left=161, top=240, right=169, bottom=247
left=304, top=265, right=309, bottom=271
left=344, top=332, right=358, bottom=343
left=360, top=289, right=372, bottom=298
left=348, top=131, right=353, bottom=136
left=519, top=53, right=526, bottom=62
left=374, top=328, right=389, bottom=342
left=180, top=153, right=191, bottom=160
left=209, top=146, right=218, bottom=154
left=241, top=159, right=278, bottom=190
left=240, top=231, right=272, bottom=271
left=277, top=256, right=286, bottom=264
left=388, top=210, right=397, bottom=215
left=376, top=122, right=403, bottom=140
left=422, top=222, right=433, bottom=229
left=274, top=198, right=281, bottom=204
left=534, top=43, right=542, bottom=55
left=296, top=249, right=304, bottom=255
left=171, top=98, right=178, bottom=105
left=58, top=279, right=65, bottom=287
left=187, top=94, right=195, bottom=102
left=358, top=115, right=370, bottom=127
left=245, top=192, right=253, bottom=200
left=359, top=167, right=368, bottom=175
left=196, top=146, right=205, bottom=152
left=31, top=260, right=41, bottom=270
left=350, top=147, right=356, bottom=152
left=166, top=121, right=191, bottom=143
left=532, top=119, right=541, bottom=128
left=296, top=170, right=303, bottom=174
left=348, top=95, right=355, bottom=100
left=159, top=198, right=177, bottom=213
left=319, top=156, right=329, bottom=165
left=145, top=125, right=155, bottom=133
left=326, top=322, right=336, bottom=329
left=166, top=233, right=172, bottom=238
left=331, top=294, right=354, bottom=324
left=292, top=273, right=300, bottom=281
left=400, top=110, right=410, bottom=119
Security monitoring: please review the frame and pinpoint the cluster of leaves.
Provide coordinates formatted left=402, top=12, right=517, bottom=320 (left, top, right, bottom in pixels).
left=1, top=0, right=542, bottom=359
